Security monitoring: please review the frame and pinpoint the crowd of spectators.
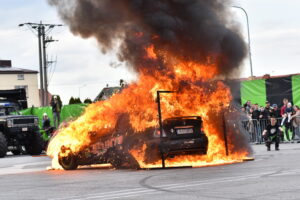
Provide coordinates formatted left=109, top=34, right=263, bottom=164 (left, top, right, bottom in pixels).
left=241, top=98, right=300, bottom=143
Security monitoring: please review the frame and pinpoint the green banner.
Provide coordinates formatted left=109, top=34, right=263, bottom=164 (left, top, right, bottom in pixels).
left=241, top=79, right=267, bottom=106
left=292, top=75, right=300, bottom=106
left=20, top=104, right=87, bottom=128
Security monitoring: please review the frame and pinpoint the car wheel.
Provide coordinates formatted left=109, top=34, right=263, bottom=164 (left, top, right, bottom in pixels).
left=0, top=132, right=7, bottom=158
left=58, top=153, right=78, bottom=170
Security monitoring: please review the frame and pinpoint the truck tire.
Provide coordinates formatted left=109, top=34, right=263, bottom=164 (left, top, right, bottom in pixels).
left=0, top=132, right=7, bottom=158
left=25, top=132, right=44, bottom=155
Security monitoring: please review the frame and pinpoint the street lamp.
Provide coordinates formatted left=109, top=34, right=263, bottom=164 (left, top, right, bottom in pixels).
left=232, top=6, right=254, bottom=77
left=78, top=84, right=86, bottom=99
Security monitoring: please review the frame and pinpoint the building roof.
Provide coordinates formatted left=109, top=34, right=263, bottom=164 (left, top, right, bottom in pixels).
left=0, top=66, right=38, bottom=74
left=94, top=86, right=122, bottom=102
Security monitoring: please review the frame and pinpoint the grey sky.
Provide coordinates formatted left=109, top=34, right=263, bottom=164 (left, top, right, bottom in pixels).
left=0, top=0, right=299, bottom=104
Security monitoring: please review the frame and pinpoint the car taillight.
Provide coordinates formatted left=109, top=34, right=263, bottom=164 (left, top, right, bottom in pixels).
left=154, top=130, right=160, bottom=137
left=154, top=130, right=167, bottom=137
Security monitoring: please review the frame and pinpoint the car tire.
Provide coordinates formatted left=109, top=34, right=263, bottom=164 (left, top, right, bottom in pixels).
left=58, top=153, right=78, bottom=170
left=25, top=132, right=44, bottom=155
left=0, top=132, right=7, bottom=158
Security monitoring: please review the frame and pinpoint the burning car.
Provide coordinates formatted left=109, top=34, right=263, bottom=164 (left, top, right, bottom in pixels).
left=47, top=0, right=252, bottom=170
left=58, top=116, right=208, bottom=170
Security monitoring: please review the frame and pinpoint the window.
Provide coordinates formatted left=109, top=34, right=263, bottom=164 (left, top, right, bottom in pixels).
left=15, top=85, right=28, bottom=98
left=17, top=74, right=24, bottom=80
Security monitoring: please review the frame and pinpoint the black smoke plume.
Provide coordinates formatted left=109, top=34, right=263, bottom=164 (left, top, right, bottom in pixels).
left=48, top=0, right=246, bottom=76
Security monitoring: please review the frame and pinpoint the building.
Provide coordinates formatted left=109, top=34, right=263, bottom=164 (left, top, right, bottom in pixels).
left=0, top=60, right=40, bottom=107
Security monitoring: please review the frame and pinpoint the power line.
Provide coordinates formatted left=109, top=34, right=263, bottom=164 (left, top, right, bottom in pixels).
left=19, top=22, right=62, bottom=106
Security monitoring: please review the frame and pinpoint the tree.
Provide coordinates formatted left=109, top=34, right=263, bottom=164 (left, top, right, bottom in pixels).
left=84, top=98, right=92, bottom=104
left=69, top=97, right=75, bottom=105
left=74, top=98, right=82, bottom=104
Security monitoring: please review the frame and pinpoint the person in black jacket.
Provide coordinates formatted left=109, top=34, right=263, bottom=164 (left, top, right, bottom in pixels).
left=51, top=96, right=62, bottom=128
left=42, top=113, right=51, bottom=130
left=262, top=116, right=284, bottom=151
left=270, top=104, right=281, bottom=118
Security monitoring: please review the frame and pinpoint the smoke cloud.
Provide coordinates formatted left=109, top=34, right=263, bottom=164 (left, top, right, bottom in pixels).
left=48, top=0, right=246, bottom=76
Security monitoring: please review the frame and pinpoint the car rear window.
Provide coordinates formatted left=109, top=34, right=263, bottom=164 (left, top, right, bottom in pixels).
left=163, top=118, right=202, bottom=138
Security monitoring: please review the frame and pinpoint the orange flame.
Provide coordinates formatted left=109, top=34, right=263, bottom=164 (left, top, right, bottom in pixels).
left=47, top=43, right=249, bottom=169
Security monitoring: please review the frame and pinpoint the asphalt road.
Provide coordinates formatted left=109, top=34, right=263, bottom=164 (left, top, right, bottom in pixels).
left=1, top=143, right=300, bottom=200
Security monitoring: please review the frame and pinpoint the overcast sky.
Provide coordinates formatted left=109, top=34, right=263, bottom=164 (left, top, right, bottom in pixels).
left=0, top=0, right=299, bottom=104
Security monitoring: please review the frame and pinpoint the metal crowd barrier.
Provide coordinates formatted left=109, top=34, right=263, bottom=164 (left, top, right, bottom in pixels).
left=241, top=117, right=300, bottom=144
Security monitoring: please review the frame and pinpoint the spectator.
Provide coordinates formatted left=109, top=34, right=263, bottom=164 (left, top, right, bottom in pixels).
left=265, top=101, right=272, bottom=113
left=270, top=104, right=281, bottom=118
left=262, top=116, right=283, bottom=151
left=281, top=102, right=294, bottom=141
left=281, top=102, right=293, bottom=124
left=244, top=100, right=252, bottom=113
left=280, top=98, right=289, bottom=117
left=241, top=107, right=247, bottom=114
left=248, top=107, right=253, bottom=117
left=291, top=105, right=300, bottom=141
left=251, top=104, right=261, bottom=143
left=42, top=113, right=51, bottom=130
left=260, top=107, right=269, bottom=119
left=252, top=104, right=261, bottom=120
left=51, top=96, right=62, bottom=128
left=258, top=106, right=270, bottom=140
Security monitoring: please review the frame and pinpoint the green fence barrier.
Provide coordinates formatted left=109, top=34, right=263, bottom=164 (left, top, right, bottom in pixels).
left=20, top=104, right=87, bottom=128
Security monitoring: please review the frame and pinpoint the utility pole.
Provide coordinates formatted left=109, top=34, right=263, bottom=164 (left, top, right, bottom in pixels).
left=37, top=24, right=44, bottom=106
left=41, top=25, right=48, bottom=106
left=19, top=22, right=62, bottom=106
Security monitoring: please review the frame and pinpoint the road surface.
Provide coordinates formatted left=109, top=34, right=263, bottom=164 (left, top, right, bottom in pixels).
left=0, top=144, right=300, bottom=200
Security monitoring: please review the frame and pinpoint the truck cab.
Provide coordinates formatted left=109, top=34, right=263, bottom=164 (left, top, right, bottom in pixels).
left=0, top=104, right=44, bottom=157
